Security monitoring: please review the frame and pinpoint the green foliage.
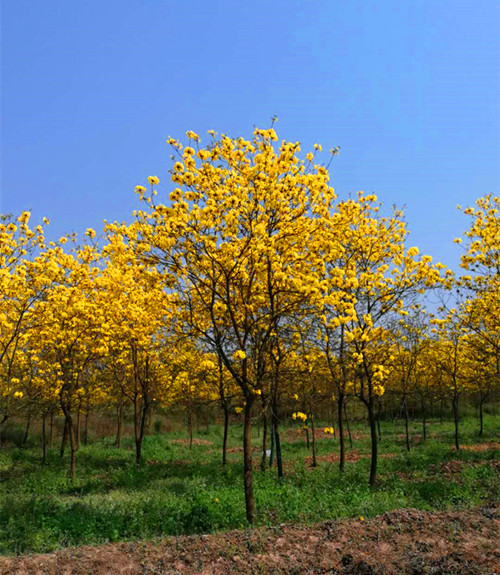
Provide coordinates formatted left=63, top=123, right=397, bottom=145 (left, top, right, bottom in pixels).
left=0, top=415, right=498, bottom=555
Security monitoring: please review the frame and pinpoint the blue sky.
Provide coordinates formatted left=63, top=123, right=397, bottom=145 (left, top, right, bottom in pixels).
left=1, top=0, right=498, bottom=271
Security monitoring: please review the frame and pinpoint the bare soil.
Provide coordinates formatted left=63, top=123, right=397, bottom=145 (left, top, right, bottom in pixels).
left=1, top=506, right=498, bottom=575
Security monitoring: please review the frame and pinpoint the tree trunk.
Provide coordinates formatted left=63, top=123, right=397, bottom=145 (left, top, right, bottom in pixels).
left=421, top=396, right=427, bottom=442
left=338, top=394, right=346, bottom=472
left=305, top=426, right=310, bottom=449
left=83, top=396, right=90, bottom=446
left=187, top=405, right=193, bottom=449
left=67, top=415, right=77, bottom=481
left=222, top=402, right=230, bottom=465
left=115, top=401, right=123, bottom=448
left=134, top=398, right=149, bottom=466
left=310, top=414, right=317, bottom=468
left=22, top=413, right=31, bottom=447
left=42, top=414, right=47, bottom=465
left=260, top=411, right=267, bottom=472
left=376, top=400, right=382, bottom=442
left=479, top=395, right=485, bottom=436
left=60, top=417, right=68, bottom=458
left=272, top=413, right=283, bottom=479
left=403, top=396, right=411, bottom=452
left=243, top=396, right=255, bottom=524
left=146, top=405, right=154, bottom=435
left=344, top=400, right=353, bottom=449
left=49, top=411, right=54, bottom=447
left=367, top=399, right=378, bottom=487
left=76, top=402, right=81, bottom=450
left=452, top=392, right=460, bottom=451
left=269, top=423, right=275, bottom=467
left=60, top=407, right=77, bottom=481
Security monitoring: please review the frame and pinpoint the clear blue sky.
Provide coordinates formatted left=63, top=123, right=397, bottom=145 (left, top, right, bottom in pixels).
left=1, top=0, right=499, bottom=271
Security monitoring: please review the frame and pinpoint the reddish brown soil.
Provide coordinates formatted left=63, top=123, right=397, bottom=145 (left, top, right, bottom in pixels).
left=461, top=442, right=500, bottom=452
left=1, top=507, right=497, bottom=575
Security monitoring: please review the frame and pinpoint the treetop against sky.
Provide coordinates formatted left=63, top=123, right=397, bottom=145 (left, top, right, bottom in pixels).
left=1, top=0, right=498, bottom=274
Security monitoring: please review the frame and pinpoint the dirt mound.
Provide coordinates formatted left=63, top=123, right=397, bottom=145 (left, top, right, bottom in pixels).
left=1, top=507, right=498, bottom=574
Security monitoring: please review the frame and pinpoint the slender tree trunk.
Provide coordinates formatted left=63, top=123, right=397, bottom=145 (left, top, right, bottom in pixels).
left=67, top=415, right=77, bottom=480
left=42, top=414, right=47, bottom=465
left=271, top=402, right=283, bottom=478
left=452, top=392, right=460, bottom=451
left=60, top=405, right=77, bottom=480
left=187, top=404, right=193, bottom=449
left=305, top=426, right=310, bottom=449
left=367, top=399, right=378, bottom=487
left=479, top=395, right=485, bottom=436
left=83, top=396, right=90, bottom=446
left=49, top=411, right=54, bottom=447
left=22, top=413, right=31, bottom=447
left=338, top=394, right=346, bottom=472
left=243, top=395, right=255, bottom=524
left=146, top=405, right=154, bottom=435
left=134, top=398, right=149, bottom=466
left=331, top=399, right=336, bottom=437
left=344, top=400, right=353, bottom=449
left=60, top=418, right=69, bottom=458
left=403, top=396, right=411, bottom=452
left=115, top=401, right=123, bottom=448
left=310, top=414, right=317, bottom=468
left=376, top=398, right=383, bottom=442
left=222, top=401, right=229, bottom=465
left=269, top=423, right=275, bottom=467
left=260, top=411, right=267, bottom=472
left=421, top=396, right=427, bottom=442
left=76, top=402, right=81, bottom=450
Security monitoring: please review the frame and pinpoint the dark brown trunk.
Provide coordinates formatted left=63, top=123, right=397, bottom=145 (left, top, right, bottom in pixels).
left=452, top=392, right=460, bottom=451
left=60, top=408, right=77, bottom=481
left=310, top=414, right=317, bottom=467
left=42, top=414, right=47, bottom=465
left=479, top=395, right=485, bottom=436
left=376, top=400, right=382, bottom=441
left=367, top=399, right=378, bottom=487
left=222, top=401, right=229, bottom=465
left=188, top=405, right=193, bottom=449
left=49, top=411, right=54, bottom=447
left=260, top=411, right=267, bottom=471
left=305, top=426, right=310, bottom=449
left=68, top=417, right=77, bottom=481
left=338, top=394, right=346, bottom=472
left=421, top=396, right=427, bottom=441
left=83, top=396, right=90, bottom=446
left=403, top=396, right=410, bottom=452
left=344, top=400, right=353, bottom=449
left=146, top=406, right=154, bottom=435
left=134, top=397, right=149, bottom=466
left=243, top=396, right=255, bottom=524
left=60, top=418, right=68, bottom=458
left=76, top=403, right=81, bottom=450
left=271, top=409, right=283, bottom=478
left=22, top=413, right=31, bottom=447
left=115, top=401, right=123, bottom=448
left=269, top=423, right=275, bottom=467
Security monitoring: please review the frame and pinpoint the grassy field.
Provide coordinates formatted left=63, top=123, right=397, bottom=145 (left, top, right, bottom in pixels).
left=0, top=414, right=498, bottom=555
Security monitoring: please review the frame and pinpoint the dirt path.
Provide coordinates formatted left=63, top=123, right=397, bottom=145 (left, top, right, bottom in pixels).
left=1, top=507, right=498, bottom=574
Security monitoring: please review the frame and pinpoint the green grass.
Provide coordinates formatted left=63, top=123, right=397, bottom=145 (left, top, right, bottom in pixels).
left=0, top=414, right=498, bottom=555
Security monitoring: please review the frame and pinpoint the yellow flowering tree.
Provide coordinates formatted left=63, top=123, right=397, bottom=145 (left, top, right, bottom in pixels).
left=323, top=193, right=448, bottom=485
left=133, top=127, right=335, bottom=523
